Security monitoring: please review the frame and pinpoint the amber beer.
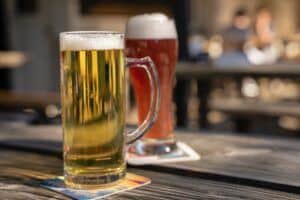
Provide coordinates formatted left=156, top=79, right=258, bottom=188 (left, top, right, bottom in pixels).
left=126, top=14, right=178, bottom=153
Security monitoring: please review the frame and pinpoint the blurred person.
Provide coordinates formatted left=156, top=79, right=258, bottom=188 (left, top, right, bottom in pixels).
left=188, top=32, right=209, bottom=62
left=214, top=8, right=252, bottom=67
left=222, top=8, right=252, bottom=52
left=245, top=7, right=282, bottom=65
left=255, top=7, right=274, bottom=45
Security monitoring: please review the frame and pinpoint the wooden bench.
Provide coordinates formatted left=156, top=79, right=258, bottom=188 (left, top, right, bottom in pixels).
left=174, top=62, right=300, bottom=130
left=210, top=98, right=300, bottom=117
left=0, top=90, right=60, bottom=123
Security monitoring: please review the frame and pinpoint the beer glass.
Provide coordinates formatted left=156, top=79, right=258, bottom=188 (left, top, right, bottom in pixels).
left=125, top=14, right=178, bottom=155
left=60, top=31, right=159, bottom=189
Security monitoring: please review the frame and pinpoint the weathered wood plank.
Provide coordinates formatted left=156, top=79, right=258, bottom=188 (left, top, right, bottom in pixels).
left=0, top=122, right=300, bottom=191
left=0, top=150, right=67, bottom=200
left=0, top=149, right=299, bottom=200
left=115, top=169, right=300, bottom=200
left=168, top=132, right=300, bottom=189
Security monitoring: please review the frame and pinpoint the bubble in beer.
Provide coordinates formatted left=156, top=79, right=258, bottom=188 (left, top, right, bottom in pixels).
left=126, top=13, right=177, bottom=39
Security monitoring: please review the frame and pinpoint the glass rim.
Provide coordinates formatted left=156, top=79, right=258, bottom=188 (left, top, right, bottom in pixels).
left=60, top=31, right=124, bottom=37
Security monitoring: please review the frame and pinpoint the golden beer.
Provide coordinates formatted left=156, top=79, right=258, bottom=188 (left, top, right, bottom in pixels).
left=61, top=49, right=126, bottom=188
left=60, top=31, right=160, bottom=189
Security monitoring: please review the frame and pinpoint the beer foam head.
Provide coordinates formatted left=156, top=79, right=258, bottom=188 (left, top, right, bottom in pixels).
left=126, top=13, right=177, bottom=39
left=60, top=31, right=124, bottom=51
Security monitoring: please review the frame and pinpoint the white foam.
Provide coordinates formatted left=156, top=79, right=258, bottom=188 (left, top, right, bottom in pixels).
left=60, top=31, right=124, bottom=51
left=126, top=13, right=177, bottom=39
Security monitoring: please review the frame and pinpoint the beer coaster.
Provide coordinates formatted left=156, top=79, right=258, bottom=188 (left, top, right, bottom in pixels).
left=127, top=142, right=200, bottom=165
left=40, top=173, right=150, bottom=200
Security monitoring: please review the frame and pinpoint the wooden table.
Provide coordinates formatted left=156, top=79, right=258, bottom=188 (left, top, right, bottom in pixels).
left=174, top=62, right=300, bottom=129
left=0, top=122, right=299, bottom=199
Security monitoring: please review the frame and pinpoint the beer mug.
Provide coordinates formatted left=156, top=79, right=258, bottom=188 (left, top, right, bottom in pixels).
left=60, top=31, right=159, bottom=189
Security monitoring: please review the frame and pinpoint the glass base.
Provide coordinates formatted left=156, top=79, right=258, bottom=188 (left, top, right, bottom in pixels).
left=129, top=138, right=178, bottom=156
left=64, top=170, right=126, bottom=190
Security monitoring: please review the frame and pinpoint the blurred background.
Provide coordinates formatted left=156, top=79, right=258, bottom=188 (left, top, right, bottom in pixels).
left=1, top=0, right=300, bottom=136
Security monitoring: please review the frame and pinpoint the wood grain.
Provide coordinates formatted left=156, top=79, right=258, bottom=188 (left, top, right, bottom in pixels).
left=0, top=149, right=299, bottom=200
left=0, top=150, right=67, bottom=200
left=169, top=132, right=300, bottom=189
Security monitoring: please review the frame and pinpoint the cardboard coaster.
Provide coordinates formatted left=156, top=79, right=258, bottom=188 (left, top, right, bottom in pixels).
left=40, top=173, right=150, bottom=200
left=127, top=142, right=200, bottom=165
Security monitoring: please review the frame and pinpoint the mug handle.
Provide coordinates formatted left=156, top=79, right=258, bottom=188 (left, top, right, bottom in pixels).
left=126, top=57, right=160, bottom=144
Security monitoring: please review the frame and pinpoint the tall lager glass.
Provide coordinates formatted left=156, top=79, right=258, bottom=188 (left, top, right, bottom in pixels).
left=126, top=14, right=178, bottom=155
left=60, top=31, right=159, bottom=189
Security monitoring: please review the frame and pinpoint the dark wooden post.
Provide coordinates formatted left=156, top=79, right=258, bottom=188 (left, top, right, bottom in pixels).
left=173, top=0, right=191, bottom=128
left=197, top=78, right=211, bottom=129
left=0, top=1, right=12, bottom=89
